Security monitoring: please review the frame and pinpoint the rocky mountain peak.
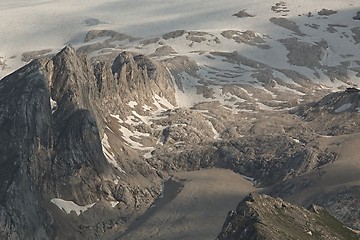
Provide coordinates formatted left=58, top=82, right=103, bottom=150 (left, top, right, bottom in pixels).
left=109, top=51, right=176, bottom=108
left=46, top=46, right=96, bottom=112
left=0, top=46, right=178, bottom=239
left=217, top=193, right=359, bottom=240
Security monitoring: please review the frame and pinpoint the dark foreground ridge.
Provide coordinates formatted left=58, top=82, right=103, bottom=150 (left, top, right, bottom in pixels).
left=217, top=194, right=359, bottom=240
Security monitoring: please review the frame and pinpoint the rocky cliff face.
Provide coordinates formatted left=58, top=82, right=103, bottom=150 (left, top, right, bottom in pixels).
left=216, top=194, right=359, bottom=240
left=295, top=89, right=360, bottom=135
left=0, top=60, right=55, bottom=239
left=0, top=46, right=176, bottom=239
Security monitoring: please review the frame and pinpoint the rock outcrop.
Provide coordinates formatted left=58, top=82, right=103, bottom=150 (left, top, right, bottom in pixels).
left=0, top=46, right=176, bottom=239
left=216, top=194, right=359, bottom=240
left=295, top=89, right=360, bottom=135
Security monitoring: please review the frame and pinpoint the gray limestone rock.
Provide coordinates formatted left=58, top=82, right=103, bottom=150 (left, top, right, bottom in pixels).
left=0, top=46, right=176, bottom=239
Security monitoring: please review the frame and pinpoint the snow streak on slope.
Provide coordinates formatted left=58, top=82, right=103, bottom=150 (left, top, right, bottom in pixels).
left=51, top=198, right=96, bottom=216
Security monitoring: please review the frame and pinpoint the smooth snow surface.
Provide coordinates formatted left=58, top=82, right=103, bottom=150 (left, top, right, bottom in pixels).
left=1, top=0, right=359, bottom=79
left=51, top=198, right=95, bottom=215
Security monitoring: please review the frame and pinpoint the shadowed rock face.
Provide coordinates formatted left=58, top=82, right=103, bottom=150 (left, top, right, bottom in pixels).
left=216, top=194, right=359, bottom=240
left=0, top=46, right=176, bottom=239
left=0, top=49, right=113, bottom=239
left=0, top=60, right=55, bottom=240
left=295, top=90, right=360, bottom=135
left=110, top=51, right=176, bottom=107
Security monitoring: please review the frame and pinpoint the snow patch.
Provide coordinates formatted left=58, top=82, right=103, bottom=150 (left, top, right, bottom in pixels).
left=101, top=133, right=126, bottom=173
left=109, top=201, right=119, bottom=208
left=154, top=94, right=174, bottom=108
left=170, top=71, right=207, bottom=108
left=143, top=151, right=154, bottom=159
left=206, top=120, right=221, bottom=139
left=125, top=115, right=141, bottom=126
left=335, top=103, right=352, bottom=113
left=143, top=105, right=152, bottom=111
left=127, top=101, right=138, bottom=108
left=110, top=114, right=124, bottom=123
left=273, top=81, right=306, bottom=96
left=51, top=198, right=95, bottom=216
left=242, top=175, right=255, bottom=184
left=132, top=111, right=153, bottom=125
left=119, top=126, right=154, bottom=152
left=257, top=103, right=275, bottom=111
left=50, top=98, right=57, bottom=114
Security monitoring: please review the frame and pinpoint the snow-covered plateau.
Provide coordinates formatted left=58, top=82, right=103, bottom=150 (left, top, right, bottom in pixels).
left=1, top=1, right=360, bottom=104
